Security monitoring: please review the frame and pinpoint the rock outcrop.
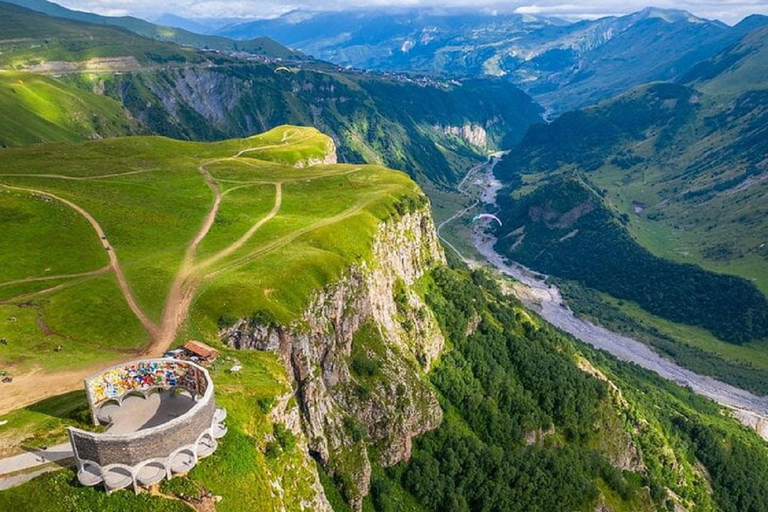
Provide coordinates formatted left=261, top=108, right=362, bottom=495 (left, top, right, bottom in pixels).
left=223, top=206, right=446, bottom=510
left=439, top=123, right=488, bottom=148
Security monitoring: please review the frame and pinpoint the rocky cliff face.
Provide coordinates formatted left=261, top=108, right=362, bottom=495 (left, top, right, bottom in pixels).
left=223, top=206, right=446, bottom=510
left=439, top=123, right=488, bottom=148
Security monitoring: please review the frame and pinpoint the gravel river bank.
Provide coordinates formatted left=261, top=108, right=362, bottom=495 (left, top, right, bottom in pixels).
left=442, top=156, right=768, bottom=439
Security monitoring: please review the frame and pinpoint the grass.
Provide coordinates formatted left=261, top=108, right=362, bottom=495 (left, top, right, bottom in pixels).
left=0, top=470, right=190, bottom=512
left=0, top=125, right=422, bottom=411
left=0, top=71, right=133, bottom=147
left=0, top=391, right=91, bottom=457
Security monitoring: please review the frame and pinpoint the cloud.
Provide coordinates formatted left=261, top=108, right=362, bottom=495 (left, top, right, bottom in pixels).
left=54, top=0, right=768, bottom=24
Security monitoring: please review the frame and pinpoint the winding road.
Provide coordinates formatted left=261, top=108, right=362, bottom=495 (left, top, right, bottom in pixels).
left=439, top=155, right=768, bottom=437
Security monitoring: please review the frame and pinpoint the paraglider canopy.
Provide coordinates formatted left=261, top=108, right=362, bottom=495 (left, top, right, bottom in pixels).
left=472, top=213, right=502, bottom=227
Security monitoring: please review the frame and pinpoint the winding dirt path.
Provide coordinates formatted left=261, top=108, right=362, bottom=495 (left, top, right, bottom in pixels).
left=0, top=184, right=158, bottom=337
left=0, top=266, right=110, bottom=289
left=199, top=183, right=282, bottom=270
left=0, top=135, right=353, bottom=411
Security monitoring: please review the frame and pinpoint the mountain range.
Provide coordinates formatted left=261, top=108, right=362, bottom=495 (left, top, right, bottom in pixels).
left=2, top=3, right=768, bottom=512
left=217, top=7, right=768, bottom=113
left=493, top=23, right=768, bottom=392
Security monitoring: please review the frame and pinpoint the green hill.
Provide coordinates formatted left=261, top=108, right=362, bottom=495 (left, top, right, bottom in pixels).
left=0, top=125, right=419, bottom=375
left=1, top=0, right=301, bottom=59
left=0, top=71, right=134, bottom=146
left=0, top=2, right=203, bottom=69
left=684, top=24, right=768, bottom=96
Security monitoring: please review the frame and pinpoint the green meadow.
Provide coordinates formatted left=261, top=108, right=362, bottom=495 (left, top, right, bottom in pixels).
left=0, top=126, right=423, bottom=383
left=0, top=71, right=133, bottom=147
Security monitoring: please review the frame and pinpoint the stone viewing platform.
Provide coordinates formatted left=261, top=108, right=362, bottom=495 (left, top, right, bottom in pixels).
left=68, top=359, right=227, bottom=493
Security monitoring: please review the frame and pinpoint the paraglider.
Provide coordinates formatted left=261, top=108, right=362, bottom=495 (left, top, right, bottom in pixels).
left=472, top=213, right=502, bottom=227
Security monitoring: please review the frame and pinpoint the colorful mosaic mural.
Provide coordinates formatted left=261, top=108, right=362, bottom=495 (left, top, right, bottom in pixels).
left=86, top=360, right=205, bottom=408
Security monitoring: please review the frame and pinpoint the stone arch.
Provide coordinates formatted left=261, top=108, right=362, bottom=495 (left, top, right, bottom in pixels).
left=212, top=420, right=228, bottom=439
left=102, top=464, right=134, bottom=493
left=77, top=460, right=103, bottom=487
left=96, top=399, right=120, bottom=425
left=196, top=431, right=217, bottom=459
left=119, top=389, right=148, bottom=405
left=169, top=447, right=197, bottom=475
left=135, top=459, right=167, bottom=487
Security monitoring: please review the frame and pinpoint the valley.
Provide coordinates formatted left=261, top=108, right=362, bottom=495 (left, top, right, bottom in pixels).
left=441, top=155, right=768, bottom=439
left=2, top=2, right=768, bottom=511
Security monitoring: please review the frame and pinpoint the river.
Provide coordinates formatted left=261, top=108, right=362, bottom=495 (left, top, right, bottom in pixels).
left=440, top=156, right=768, bottom=437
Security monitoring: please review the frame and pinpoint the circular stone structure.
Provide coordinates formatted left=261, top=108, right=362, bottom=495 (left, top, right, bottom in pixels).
left=68, top=358, right=227, bottom=493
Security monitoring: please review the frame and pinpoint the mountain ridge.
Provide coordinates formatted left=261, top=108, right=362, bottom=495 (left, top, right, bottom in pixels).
left=218, top=6, right=768, bottom=113
left=0, top=0, right=302, bottom=58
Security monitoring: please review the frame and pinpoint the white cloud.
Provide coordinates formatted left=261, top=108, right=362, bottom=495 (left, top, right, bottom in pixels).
left=54, top=0, right=768, bottom=24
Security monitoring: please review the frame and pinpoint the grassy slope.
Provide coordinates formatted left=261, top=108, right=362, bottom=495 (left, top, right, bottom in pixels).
left=0, top=2, right=202, bottom=68
left=0, top=71, right=133, bottom=146
left=0, top=126, right=422, bottom=379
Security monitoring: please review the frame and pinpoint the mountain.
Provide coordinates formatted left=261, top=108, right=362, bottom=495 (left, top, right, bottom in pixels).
left=493, top=24, right=768, bottom=391
left=0, top=1, right=204, bottom=68
left=153, top=13, right=254, bottom=35
left=1, top=0, right=301, bottom=58
left=3, top=5, right=768, bottom=512
left=0, top=2, right=543, bottom=185
left=4, top=128, right=768, bottom=512
left=219, top=7, right=762, bottom=113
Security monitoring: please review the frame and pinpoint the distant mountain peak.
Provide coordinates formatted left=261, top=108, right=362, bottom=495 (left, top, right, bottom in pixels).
left=633, top=6, right=709, bottom=24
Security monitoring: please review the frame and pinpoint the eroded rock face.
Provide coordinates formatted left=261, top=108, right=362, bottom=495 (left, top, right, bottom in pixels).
left=223, top=207, right=446, bottom=510
left=439, top=123, right=488, bottom=148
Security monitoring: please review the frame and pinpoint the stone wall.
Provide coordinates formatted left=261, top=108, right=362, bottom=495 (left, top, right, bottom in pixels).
left=70, top=393, right=216, bottom=467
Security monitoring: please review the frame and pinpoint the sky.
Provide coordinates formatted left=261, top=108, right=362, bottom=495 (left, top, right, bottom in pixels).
left=55, top=0, right=768, bottom=25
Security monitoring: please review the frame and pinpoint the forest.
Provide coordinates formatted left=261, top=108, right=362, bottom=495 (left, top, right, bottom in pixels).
left=494, top=178, right=768, bottom=343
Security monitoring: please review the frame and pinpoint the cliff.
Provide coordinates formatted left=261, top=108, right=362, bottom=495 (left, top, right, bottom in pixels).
left=223, top=205, right=447, bottom=509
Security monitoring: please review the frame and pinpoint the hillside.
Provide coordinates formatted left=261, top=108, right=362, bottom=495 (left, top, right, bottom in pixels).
left=58, top=65, right=541, bottom=185
left=0, top=2, right=204, bottom=70
left=0, top=71, right=135, bottom=146
left=220, top=7, right=767, bottom=113
left=494, top=176, right=768, bottom=344
left=684, top=23, right=768, bottom=95
left=0, top=116, right=768, bottom=512
left=6, top=245, right=768, bottom=511
left=493, top=26, right=768, bottom=392
left=1, top=0, right=301, bottom=59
